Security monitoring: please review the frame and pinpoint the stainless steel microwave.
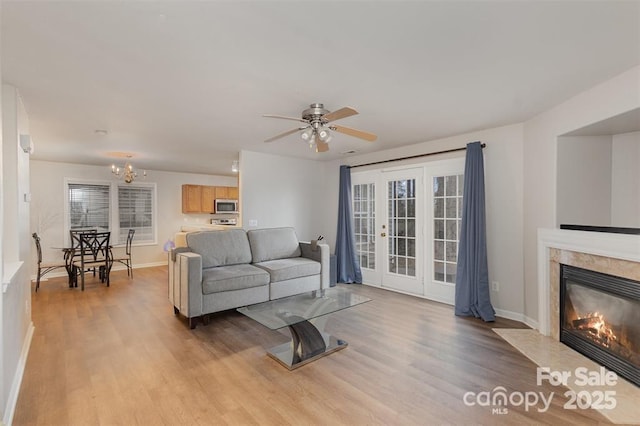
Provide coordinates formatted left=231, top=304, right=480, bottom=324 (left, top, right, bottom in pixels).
left=215, top=199, right=238, bottom=214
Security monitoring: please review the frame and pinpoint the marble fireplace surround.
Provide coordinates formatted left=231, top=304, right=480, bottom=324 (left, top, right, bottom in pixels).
left=524, top=228, right=640, bottom=423
left=537, top=228, right=640, bottom=338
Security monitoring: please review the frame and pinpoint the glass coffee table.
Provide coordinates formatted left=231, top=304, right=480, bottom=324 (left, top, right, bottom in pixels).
left=237, top=287, right=370, bottom=370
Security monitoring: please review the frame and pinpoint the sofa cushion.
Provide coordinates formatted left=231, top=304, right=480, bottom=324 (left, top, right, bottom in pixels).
left=253, top=257, right=320, bottom=283
left=247, top=227, right=301, bottom=263
left=187, top=229, right=252, bottom=268
left=201, top=264, right=270, bottom=294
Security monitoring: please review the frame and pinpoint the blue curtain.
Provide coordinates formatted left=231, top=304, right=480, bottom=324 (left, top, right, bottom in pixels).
left=335, top=165, right=362, bottom=283
left=455, top=142, right=495, bottom=321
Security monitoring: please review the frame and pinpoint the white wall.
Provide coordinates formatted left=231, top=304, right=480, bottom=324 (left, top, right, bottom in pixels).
left=556, top=136, right=612, bottom=226
left=239, top=150, right=327, bottom=242
left=611, top=131, right=640, bottom=227
left=2, top=86, right=18, bottom=265
left=523, top=65, right=640, bottom=324
left=0, top=29, right=5, bottom=421
left=320, top=124, right=526, bottom=319
left=1, top=83, right=33, bottom=425
left=30, top=160, right=237, bottom=272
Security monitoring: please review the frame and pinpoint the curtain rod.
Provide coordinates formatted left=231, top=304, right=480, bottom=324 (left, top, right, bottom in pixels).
left=348, top=142, right=486, bottom=169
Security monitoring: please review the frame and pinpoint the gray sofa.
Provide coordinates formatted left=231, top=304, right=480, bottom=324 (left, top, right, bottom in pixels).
left=168, top=227, right=329, bottom=329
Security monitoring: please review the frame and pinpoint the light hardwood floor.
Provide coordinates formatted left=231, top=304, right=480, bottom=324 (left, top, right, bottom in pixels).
left=14, top=267, right=610, bottom=425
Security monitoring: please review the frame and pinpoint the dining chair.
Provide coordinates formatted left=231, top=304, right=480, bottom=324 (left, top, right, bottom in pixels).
left=72, top=231, right=112, bottom=291
left=32, top=233, right=67, bottom=292
left=69, top=228, right=98, bottom=284
left=69, top=228, right=97, bottom=251
left=112, top=229, right=135, bottom=278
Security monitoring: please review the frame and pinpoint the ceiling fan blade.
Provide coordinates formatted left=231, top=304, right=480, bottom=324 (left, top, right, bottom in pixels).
left=315, top=139, right=330, bottom=153
left=331, top=124, right=377, bottom=142
left=322, top=107, right=358, bottom=123
left=264, top=127, right=306, bottom=143
left=263, top=114, right=307, bottom=123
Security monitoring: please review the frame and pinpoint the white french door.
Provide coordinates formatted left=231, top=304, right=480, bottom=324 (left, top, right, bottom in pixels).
left=352, top=172, right=380, bottom=287
left=423, top=159, right=465, bottom=304
left=381, top=169, right=424, bottom=294
left=352, top=168, right=424, bottom=295
left=352, top=158, right=464, bottom=305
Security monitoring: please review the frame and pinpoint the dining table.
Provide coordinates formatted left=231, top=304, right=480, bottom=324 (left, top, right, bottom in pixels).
left=52, top=242, right=113, bottom=288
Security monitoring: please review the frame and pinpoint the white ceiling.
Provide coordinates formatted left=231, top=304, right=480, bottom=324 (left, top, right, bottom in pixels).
left=2, top=1, right=639, bottom=176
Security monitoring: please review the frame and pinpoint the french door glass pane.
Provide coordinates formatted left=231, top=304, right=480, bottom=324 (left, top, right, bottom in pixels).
left=353, top=183, right=376, bottom=270
left=387, top=179, right=416, bottom=277
left=433, top=174, right=463, bottom=284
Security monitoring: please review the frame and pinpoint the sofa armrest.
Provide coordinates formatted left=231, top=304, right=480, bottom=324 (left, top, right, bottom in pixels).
left=175, top=251, right=203, bottom=318
left=300, top=241, right=330, bottom=290
left=168, top=247, right=191, bottom=304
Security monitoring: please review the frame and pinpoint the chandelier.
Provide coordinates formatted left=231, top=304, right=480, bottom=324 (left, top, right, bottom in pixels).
left=111, top=155, right=146, bottom=183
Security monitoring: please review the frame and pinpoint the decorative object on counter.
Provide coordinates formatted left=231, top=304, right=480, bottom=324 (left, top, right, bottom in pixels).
left=163, top=239, right=176, bottom=252
left=111, top=154, right=146, bottom=183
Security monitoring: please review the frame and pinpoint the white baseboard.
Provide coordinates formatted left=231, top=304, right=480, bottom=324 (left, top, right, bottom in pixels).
left=31, top=261, right=168, bottom=281
left=3, top=322, right=34, bottom=426
left=361, top=284, right=537, bottom=329
left=494, top=308, right=539, bottom=329
left=523, top=316, right=539, bottom=331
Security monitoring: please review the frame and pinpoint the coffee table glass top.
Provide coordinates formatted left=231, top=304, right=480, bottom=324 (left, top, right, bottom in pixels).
left=237, top=287, right=370, bottom=330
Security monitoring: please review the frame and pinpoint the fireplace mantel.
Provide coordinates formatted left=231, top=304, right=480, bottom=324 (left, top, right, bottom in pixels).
left=537, top=228, right=640, bottom=336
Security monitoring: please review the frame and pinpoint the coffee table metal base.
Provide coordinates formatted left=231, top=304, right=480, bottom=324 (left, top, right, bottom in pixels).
left=267, top=320, right=348, bottom=370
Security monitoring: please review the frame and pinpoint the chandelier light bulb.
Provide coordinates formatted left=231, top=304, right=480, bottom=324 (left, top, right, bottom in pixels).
left=110, top=156, right=144, bottom=183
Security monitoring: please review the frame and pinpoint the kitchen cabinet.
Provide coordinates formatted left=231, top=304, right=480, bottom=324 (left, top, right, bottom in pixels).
left=182, top=185, right=202, bottom=213
left=201, top=186, right=216, bottom=213
left=182, top=185, right=238, bottom=213
left=215, top=186, right=229, bottom=199
left=228, top=186, right=239, bottom=199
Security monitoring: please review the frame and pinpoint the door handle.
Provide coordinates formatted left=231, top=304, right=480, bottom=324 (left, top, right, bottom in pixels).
left=381, top=232, right=386, bottom=237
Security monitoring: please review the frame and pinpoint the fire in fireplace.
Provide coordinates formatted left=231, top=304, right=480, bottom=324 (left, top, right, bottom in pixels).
left=560, top=264, right=640, bottom=387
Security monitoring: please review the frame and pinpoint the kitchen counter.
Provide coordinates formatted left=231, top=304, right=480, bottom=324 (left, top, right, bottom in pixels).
left=175, top=224, right=241, bottom=247
left=180, top=224, right=240, bottom=232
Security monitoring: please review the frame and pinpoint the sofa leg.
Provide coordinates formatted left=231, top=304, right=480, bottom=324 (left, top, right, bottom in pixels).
left=188, top=317, right=198, bottom=329
left=174, top=306, right=179, bottom=315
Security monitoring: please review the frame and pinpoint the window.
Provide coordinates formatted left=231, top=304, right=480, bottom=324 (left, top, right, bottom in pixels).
left=66, top=180, right=156, bottom=245
left=117, top=185, right=154, bottom=243
left=353, top=183, right=376, bottom=269
left=433, top=174, right=463, bottom=283
left=68, top=183, right=110, bottom=231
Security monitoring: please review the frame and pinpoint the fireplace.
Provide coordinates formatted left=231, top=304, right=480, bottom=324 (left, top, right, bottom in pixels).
left=560, top=264, right=640, bottom=386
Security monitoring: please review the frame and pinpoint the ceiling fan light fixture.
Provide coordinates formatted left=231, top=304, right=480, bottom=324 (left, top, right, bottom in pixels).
left=263, top=103, right=377, bottom=153
left=300, top=127, right=314, bottom=142
left=318, top=127, right=331, bottom=142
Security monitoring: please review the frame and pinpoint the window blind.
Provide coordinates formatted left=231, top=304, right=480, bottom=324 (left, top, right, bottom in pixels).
left=68, top=183, right=110, bottom=230
left=118, top=185, right=154, bottom=243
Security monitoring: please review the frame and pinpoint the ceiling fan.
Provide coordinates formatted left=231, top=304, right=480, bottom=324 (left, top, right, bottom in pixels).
left=263, top=103, right=377, bottom=153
